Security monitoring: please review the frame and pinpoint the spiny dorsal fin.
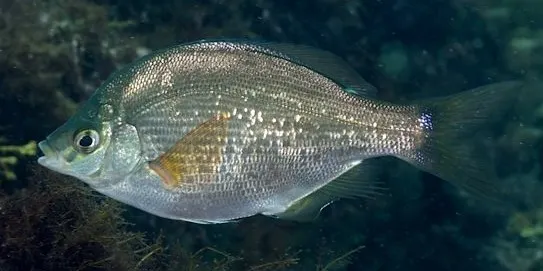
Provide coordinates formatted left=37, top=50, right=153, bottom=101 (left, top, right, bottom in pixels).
left=251, top=42, right=377, bottom=97
left=275, top=161, right=386, bottom=222
left=190, top=39, right=378, bottom=97
left=149, top=113, right=231, bottom=189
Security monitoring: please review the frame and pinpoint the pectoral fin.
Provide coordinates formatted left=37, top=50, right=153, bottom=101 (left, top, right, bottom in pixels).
left=149, top=113, right=231, bottom=188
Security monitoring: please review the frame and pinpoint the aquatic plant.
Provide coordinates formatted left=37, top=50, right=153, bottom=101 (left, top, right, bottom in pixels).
left=0, top=166, right=163, bottom=271
left=490, top=208, right=543, bottom=271
left=0, top=137, right=37, bottom=182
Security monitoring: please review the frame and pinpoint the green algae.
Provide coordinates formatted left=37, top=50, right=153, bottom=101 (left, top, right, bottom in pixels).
left=0, top=139, right=37, bottom=182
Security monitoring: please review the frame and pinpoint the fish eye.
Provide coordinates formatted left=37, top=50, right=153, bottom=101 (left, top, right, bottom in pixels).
left=73, top=129, right=100, bottom=154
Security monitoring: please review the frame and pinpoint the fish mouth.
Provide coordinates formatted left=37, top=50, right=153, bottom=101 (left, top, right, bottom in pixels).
left=37, top=140, right=63, bottom=169
left=38, top=140, right=56, bottom=157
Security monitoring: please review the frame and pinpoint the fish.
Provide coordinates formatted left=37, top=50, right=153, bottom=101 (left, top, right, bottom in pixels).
left=36, top=40, right=521, bottom=224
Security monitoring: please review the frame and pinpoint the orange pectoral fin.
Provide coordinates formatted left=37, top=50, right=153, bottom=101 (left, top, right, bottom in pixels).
left=149, top=113, right=231, bottom=189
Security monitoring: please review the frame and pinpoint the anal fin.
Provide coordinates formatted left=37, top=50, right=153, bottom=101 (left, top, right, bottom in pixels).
left=275, top=161, right=386, bottom=222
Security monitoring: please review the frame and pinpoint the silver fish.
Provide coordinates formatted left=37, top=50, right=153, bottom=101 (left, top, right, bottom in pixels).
left=37, top=40, right=521, bottom=224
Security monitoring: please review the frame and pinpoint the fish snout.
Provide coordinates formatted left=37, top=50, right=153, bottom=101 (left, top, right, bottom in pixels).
left=37, top=140, right=63, bottom=169
left=38, top=140, right=56, bottom=157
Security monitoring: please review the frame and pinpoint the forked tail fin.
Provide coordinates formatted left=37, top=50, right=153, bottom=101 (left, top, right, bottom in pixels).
left=401, top=81, right=523, bottom=199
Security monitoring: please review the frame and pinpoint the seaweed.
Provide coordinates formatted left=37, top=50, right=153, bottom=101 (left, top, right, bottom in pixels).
left=0, top=137, right=37, bottom=182
left=0, top=166, right=162, bottom=271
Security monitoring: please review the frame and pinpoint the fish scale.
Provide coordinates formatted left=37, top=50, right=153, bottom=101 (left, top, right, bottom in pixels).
left=37, top=40, right=522, bottom=223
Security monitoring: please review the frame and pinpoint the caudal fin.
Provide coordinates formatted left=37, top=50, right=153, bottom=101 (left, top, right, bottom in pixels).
left=403, top=81, right=523, bottom=200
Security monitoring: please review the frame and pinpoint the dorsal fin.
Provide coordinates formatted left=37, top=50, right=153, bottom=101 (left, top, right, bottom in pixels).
left=190, top=39, right=378, bottom=97
left=274, top=161, right=386, bottom=222
left=250, top=42, right=378, bottom=97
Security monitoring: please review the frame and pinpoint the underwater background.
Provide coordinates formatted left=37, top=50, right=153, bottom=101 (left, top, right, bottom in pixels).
left=1, top=0, right=543, bottom=270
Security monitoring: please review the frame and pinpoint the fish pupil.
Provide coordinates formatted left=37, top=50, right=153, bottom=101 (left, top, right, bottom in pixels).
left=73, top=129, right=100, bottom=154
left=79, top=135, right=94, bottom=147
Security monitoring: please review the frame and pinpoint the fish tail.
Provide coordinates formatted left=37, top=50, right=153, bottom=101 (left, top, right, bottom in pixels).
left=402, top=81, right=523, bottom=199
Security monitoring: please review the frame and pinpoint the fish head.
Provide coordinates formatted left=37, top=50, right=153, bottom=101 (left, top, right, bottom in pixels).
left=37, top=101, right=142, bottom=188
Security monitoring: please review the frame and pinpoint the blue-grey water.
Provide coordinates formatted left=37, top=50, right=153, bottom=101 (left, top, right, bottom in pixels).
left=0, top=0, right=542, bottom=270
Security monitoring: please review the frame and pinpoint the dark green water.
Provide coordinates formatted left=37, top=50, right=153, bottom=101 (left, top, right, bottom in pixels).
left=1, top=0, right=542, bottom=270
